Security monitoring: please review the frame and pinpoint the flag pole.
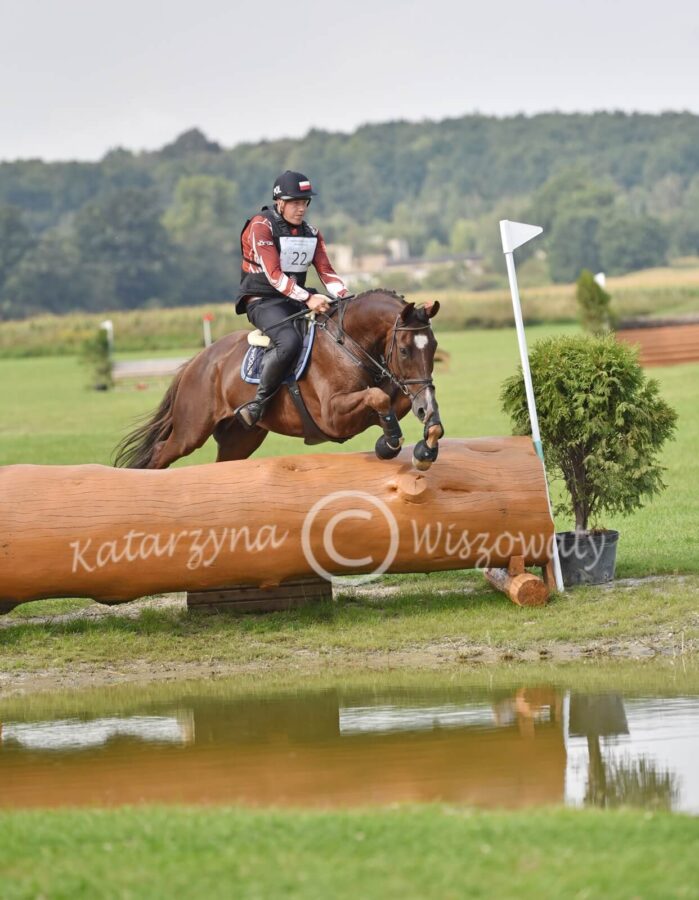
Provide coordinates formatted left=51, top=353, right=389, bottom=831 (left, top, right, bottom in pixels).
left=500, top=220, right=565, bottom=592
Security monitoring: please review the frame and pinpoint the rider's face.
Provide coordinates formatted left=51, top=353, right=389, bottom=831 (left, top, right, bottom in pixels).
left=278, top=198, right=310, bottom=226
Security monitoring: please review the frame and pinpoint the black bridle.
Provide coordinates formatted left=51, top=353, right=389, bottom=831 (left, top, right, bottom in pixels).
left=324, top=297, right=435, bottom=403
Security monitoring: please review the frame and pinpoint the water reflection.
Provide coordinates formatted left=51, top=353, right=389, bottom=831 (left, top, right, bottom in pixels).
left=2, top=715, right=193, bottom=751
left=1, top=683, right=697, bottom=813
left=567, top=693, right=679, bottom=811
left=565, top=697, right=694, bottom=813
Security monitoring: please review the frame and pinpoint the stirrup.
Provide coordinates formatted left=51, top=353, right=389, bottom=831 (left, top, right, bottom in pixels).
left=234, top=401, right=263, bottom=430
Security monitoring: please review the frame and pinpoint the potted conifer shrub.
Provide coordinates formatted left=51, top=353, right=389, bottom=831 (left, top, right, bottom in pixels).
left=501, top=334, right=677, bottom=586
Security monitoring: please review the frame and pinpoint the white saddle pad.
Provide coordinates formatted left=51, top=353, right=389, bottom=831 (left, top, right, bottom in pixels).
left=247, top=329, right=271, bottom=347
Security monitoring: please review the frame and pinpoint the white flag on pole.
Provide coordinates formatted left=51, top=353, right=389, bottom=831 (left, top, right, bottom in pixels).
left=499, top=217, right=565, bottom=592
left=499, top=220, right=543, bottom=254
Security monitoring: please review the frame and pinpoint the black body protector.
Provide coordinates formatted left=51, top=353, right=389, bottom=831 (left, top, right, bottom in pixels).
left=235, top=206, right=318, bottom=313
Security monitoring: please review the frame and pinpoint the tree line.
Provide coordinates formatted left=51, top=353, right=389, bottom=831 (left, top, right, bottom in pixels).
left=1, top=112, right=698, bottom=318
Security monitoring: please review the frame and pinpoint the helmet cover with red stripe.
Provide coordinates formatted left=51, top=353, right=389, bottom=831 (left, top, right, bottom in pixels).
left=273, top=170, right=317, bottom=200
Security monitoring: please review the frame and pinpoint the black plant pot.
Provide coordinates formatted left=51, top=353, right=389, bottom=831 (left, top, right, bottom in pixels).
left=556, top=530, right=619, bottom=587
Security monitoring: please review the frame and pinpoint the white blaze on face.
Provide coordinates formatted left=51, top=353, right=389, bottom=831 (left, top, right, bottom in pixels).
left=414, top=334, right=429, bottom=350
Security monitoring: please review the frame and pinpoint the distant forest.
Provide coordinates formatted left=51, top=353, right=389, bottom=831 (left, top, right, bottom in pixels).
left=1, top=112, right=699, bottom=318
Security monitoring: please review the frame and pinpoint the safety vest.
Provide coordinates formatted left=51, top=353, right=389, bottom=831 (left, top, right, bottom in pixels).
left=236, top=207, right=318, bottom=312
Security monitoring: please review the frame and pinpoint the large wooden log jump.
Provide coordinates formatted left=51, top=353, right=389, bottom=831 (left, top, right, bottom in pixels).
left=616, top=315, right=699, bottom=367
left=0, top=437, right=555, bottom=612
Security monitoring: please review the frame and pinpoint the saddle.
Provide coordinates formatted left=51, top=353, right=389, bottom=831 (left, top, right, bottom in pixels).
left=240, top=316, right=315, bottom=385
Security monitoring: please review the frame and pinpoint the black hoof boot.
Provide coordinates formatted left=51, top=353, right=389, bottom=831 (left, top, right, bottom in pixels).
left=375, top=411, right=403, bottom=460
left=413, top=438, right=439, bottom=470
left=375, top=434, right=403, bottom=460
left=234, top=401, right=264, bottom=430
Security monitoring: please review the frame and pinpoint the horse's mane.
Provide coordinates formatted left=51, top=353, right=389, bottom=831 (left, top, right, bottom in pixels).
left=352, top=288, right=407, bottom=304
left=347, top=288, right=433, bottom=324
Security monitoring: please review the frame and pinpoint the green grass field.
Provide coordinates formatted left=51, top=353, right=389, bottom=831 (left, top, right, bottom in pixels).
left=2, top=570, right=698, bottom=675
left=1, top=806, right=697, bottom=899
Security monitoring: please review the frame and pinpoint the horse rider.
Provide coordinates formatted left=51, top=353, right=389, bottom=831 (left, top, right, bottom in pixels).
left=234, top=170, right=351, bottom=428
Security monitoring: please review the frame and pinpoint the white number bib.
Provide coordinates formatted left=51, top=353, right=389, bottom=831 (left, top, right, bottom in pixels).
left=279, top=236, right=317, bottom=273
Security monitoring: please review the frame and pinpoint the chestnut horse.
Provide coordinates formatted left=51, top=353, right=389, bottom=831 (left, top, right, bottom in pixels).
left=114, top=290, right=444, bottom=471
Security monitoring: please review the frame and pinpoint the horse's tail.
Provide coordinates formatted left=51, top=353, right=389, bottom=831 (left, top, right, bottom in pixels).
left=112, top=363, right=188, bottom=468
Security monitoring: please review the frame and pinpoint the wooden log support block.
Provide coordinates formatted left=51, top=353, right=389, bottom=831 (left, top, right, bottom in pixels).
left=0, top=437, right=555, bottom=610
left=484, top=555, right=551, bottom=607
left=542, top=559, right=557, bottom=592
left=187, top=577, right=332, bottom=613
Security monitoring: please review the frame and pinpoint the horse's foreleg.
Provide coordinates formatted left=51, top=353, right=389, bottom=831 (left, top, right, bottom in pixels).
left=330, top=387, right=404, bottom=460
left=412, top=422, right=444, bottom=471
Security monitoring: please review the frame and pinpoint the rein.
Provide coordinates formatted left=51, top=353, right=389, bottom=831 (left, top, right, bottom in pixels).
left=323, top=296, right=434, bottom=401
left=252, top=304, right=310, bottom=333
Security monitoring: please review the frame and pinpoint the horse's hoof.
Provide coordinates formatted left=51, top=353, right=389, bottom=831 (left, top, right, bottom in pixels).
left=375, top=434, right=403, bottom=460
left=413, top=439, right=439, bottom=470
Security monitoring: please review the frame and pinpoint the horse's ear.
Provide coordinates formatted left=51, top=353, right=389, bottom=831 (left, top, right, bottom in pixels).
left=400, top=302, right=416, bottom=322
left=424, top=300, right=440, bottom=319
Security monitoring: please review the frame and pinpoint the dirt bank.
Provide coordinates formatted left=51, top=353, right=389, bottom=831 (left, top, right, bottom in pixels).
left=1, top=576, right=696, bottom=698
left=1, top=628, right=694, bottom=699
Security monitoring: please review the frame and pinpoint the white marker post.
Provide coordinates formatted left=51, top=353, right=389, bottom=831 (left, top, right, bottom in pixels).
left=202, top=313, right=214, bottom=347
left=99, top=319, right=114, bottom=353
left=499, top=220, right=565, bottom=592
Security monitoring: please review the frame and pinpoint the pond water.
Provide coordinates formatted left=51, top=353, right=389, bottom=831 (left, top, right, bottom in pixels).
left=2, top=676, right=698, bottom=813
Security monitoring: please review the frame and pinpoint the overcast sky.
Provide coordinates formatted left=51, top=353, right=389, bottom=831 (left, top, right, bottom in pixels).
left=1, top=0, right=698, bottom=162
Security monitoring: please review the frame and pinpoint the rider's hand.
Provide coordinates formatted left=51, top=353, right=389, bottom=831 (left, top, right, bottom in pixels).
left=306, top=294, right=331, bottom=314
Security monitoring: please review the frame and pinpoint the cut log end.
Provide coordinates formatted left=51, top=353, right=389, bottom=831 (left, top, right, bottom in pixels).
left=394, top=471, right=430, bottom=502
left=484, top=567, right=550, bottom=607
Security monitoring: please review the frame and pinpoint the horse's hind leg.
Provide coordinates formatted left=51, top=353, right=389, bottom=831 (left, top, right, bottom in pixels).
left=149, top=438, right=189, bottom=469
left=213, top=418, right=269, bottom=462
left=150, top=387, right=219, bottom=469
left=150, top=423, right=212, bottom=469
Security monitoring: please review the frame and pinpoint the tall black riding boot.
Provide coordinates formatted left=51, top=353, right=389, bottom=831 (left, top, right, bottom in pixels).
left=235, top=348, right=289, bottom=429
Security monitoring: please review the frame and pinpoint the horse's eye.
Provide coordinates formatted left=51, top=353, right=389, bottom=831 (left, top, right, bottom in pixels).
left=399, top=347, right=409, bottom=357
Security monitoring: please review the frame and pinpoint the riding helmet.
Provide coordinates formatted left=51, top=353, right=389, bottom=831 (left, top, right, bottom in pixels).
left=273, top=170, right=317, bottom=201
